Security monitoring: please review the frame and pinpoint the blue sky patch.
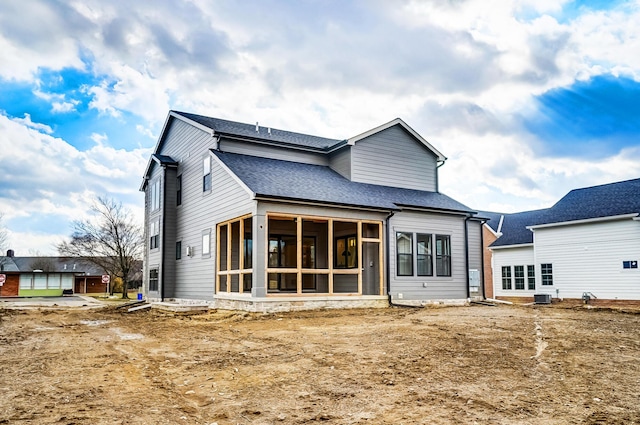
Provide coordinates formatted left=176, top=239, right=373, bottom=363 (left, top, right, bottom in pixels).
left=0, top=66, right=155, bottom=151
left=522, top=74, right=640, bottom=158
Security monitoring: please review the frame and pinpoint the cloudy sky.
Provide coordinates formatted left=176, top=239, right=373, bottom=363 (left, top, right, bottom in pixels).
left=1, top=0, right=639, bottom=255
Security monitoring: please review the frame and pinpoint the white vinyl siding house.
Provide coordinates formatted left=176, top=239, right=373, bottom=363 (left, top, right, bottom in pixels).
left=487, top=178, right=640, bottom=301
left=532, top=217, right=640, bottom=300
left=491, top=245, right=535, bottom=298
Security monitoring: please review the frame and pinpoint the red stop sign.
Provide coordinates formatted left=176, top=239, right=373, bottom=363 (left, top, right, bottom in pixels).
left=0, top=274, right=5, bottom=285
left=101, top=275, right=110, bottom=284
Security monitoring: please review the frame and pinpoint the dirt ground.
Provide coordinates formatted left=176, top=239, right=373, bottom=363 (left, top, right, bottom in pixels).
left=1, top=303, right=639, bottom=425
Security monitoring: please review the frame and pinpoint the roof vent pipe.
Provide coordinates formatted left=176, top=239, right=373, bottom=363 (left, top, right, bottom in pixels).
left=255, top=122, right=259, bottom=132
left=268, top=127, right=271, bottom=134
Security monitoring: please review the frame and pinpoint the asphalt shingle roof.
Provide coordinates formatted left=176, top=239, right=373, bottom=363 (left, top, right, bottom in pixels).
left=490, top=209, right=549, bottom=247
left=491, top=178, right=640, bottom=248
left=153, top=154, right=178, bottom=165
left=214, top=151, right=475, bottom=213
left=1, top=257, right=106, bottom=274
left=476, top=210, right=503, bottom=233
left=540, top=177, right=640, bottom=225
left=175, top=111, right=344, bottom=151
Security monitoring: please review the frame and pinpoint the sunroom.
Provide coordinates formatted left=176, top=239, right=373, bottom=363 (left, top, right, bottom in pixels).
left=215, top=213, right=384, bottom=299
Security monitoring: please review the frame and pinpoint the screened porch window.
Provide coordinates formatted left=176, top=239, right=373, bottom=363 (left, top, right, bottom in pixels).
left=265, top=215, right=382, bottom=296
left=217, top=216, right=252, bottom=294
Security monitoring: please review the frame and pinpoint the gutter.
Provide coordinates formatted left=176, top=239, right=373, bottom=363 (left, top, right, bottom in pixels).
left=464, top=215, right=471, bottom=299
left=384, top=211, right=419, bottom=308
left=435, top=160, right=446, bottom=193
left=385, top=211, right=398, bottom=306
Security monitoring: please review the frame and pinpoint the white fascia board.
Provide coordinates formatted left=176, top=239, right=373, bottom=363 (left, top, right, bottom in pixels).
left=489, top=243, right=533, bottom=250
left=170, top=111, right=217, bottom=137
left=210, top=151, right=256, bottom=199
left=527, top=213, right=639, bottom=230
left=483, top=222, right=500, bottom=237
left=141, top=112, right=216, bottom=191
left=346, top=118, right=447, bottom=162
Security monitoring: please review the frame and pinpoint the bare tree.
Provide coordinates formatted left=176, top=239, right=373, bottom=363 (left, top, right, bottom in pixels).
left=29, top=257, right=56, bottom=272
left=57, top=196, right=143, bottom=299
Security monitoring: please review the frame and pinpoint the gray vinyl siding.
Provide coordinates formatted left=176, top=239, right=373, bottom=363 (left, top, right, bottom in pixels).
left=351, top=125, right=438, bottom=191
left=467, top=220, right=483, bottom=289
left=161, top=167, right=178, bottom=298
left=389, top=211, right=467, bottom=300
left=153, top=119, right=255, bottom=300
left=467, top=221, right=482, bottom=271
left=329, top=146, right=351, bottom=179
left=220, top=139, right=328, bottom=165
left=145, top=164, right=163, bottom=297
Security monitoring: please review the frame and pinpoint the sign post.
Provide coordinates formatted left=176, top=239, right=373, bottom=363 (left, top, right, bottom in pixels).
left=102, top=274, right=110, bottom=295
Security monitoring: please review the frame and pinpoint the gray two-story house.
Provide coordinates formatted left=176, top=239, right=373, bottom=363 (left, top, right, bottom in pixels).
left=141, top=111, right=484, bottom=312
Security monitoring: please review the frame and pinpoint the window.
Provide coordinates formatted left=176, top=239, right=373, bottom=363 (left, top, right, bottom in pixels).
left=150, top=179, right=160, bottom=211
left=177, top=175, right=182, bottom=206
left=514, top=265, right=525, bottom=290
left=335, top=235, right=357, bottom=269
left=150, top=219, right=159, bottom=250
left=176, top=241, right=182, bottom=260
left=501, top=266, right=512, bottom=290
left=149, top=268, right=159, bottom=292
left=396, top=232, right=413, bottom=276
left=527, top=265, right=535, bottom=290
left=217, top=216, right=253, bottom=294
left=623, top=261, right=638, bottom=269
left=435, top=235, right=451, bottom=277
left=202, top=230, right=211, bottom=257
left=203, top=156, right=211, bottom=192
left=416, top=233, right=433, bottom=276
left=541, top=263, right=553, bottom=286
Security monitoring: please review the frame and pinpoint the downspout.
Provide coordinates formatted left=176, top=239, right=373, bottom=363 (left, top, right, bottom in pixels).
left=385, top=211, right=395, bottom=304
left=435, top=160, right=446, bottom=192
left=464, top=215, right=471, bottom=299
left=386, top=210, right=421, bottom=309
left=480, top=219, right=487, bottom=300
left=160, top=168, right=167, bottom=302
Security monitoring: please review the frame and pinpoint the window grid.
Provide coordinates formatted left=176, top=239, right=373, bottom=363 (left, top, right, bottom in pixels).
left=527, top=265, right=535, bottom=290
left=149, top=268, right=159, bottom=292
left=435, top=235, right=451, bottom=277
left=541, top=263, right=553, bottom=286
left=396, top=232, right=413, bottom=276
left=501, top=266, right=512, bottom=290
left=514, top=265, right=525, bottom=290
left=203, top=156, right=211, bottom=192
left=416, top=233, right=433, bottom=276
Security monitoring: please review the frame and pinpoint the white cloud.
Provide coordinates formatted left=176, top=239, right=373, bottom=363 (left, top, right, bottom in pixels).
left=1, top=0, right=640, bottom=250
left=0, top=113, right=147, bottom=253
left=51, top=100, right=79, bottom=113
left=11, top=113, right=53, bottom=134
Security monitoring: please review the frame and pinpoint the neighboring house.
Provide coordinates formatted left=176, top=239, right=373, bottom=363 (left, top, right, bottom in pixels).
left=140, top=111, right=484, bottom=312
left=485, top=178, right=640, bottom=301
left=477, top=211, right=503, bottom=299
left=0, top=250, right=110, bottom=297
